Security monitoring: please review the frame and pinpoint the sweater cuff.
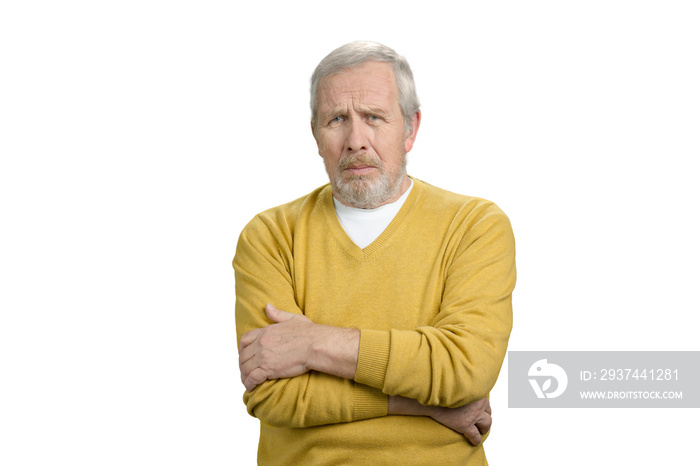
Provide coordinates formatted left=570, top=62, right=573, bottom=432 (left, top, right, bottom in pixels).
left=353, top=383, right=387, bottom=420
left=354, top=329, right=390, bottom=390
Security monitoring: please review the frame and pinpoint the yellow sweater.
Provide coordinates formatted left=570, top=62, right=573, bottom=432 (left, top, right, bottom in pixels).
left=234, top=178, right=515, bottom=465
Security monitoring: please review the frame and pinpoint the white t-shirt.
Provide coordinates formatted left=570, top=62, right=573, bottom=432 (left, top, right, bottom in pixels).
left=332, top=178, right=414, bottom=249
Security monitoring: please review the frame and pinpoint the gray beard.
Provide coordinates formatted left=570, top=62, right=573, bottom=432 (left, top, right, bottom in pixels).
left=328, top=153, right=407, bottom=209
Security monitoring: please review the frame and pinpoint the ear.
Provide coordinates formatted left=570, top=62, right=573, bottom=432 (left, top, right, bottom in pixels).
left=403, top=111, right=421, bottom=153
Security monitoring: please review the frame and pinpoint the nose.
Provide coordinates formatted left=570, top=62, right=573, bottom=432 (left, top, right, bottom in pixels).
left=345, top=120, right=369, bottom=152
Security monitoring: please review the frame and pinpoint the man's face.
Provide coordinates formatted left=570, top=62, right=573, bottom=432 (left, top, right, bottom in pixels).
left=313, top=61, right=420, bottom=209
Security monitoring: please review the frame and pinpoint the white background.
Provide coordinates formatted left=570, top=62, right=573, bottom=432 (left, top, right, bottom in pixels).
left=1, top=1, right=698, bottom=464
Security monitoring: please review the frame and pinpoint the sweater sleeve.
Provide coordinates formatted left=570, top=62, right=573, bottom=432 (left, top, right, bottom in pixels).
left=234, top=214, right=387, bottom=428
left=354, top=204, right=516, bottom=407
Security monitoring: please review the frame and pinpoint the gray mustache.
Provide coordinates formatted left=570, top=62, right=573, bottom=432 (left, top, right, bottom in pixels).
left=337, top=154, right=382, bottom=171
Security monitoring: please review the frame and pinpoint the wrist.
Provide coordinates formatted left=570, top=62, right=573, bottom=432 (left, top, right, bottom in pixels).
left=308, top=325, right=360, bottom=379
left=387, top=395, right=433, bottom=417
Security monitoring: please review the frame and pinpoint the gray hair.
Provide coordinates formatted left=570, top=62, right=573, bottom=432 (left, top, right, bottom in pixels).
left=310, top=41, right=420, bottom=134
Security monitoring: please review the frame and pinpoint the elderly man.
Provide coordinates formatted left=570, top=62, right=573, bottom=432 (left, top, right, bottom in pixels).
left=234, top=41, right=515, bottom=465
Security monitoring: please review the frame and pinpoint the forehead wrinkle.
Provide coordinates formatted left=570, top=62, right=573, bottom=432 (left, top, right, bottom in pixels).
left=323, top=63, right=396, bottom=93
left=321, top=99, right=393, bottom=118
left=326, top=84, right=393, bottom=104
left=317, top=62, right=399, bottom=117
left=319, top=88, right=398, bottom=119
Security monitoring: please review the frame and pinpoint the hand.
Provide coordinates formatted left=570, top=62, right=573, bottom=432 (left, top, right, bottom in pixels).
left=238, top=304, right=315, bottom=392
left=388, top=396, right=492, bottom=446
left=427, top=398, right=492, bottom=446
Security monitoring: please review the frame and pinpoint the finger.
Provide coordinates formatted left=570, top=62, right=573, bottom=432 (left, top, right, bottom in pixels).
left=239, top=351, right=262, bottom=384
left=464, top=425, right=482, bottom=446
left=243, top=367, right=268, bottom=392
left=475, top=412, right=492, bottom=435
left=243, top=376, right=258, bottom=392
left=242, top=367, right=261, bottom=391
left=238, top=341, right=258, bottom=367
left=238, top=333, right=261, bottom=368
left=265, top=303, right=297, bottom=323
left=239, top=328, right=260, bottom=352
left=239, top=352, right=250, bottom=383
left=240, top=364, right=247, bottom=385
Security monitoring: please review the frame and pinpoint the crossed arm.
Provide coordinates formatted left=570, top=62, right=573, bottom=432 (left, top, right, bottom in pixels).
left=238, top=303, right=493, bottom=445
left=234, top=205, right=514, bottom=444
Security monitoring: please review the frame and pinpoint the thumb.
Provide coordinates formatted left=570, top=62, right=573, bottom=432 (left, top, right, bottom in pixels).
left=265, top=303, right=296, bottom=323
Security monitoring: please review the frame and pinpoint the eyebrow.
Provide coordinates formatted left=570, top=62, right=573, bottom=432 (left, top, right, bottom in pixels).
left=362, top=105, right=390, bottom=117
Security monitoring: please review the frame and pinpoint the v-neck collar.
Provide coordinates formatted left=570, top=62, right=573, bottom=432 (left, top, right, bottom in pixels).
left=321, top=176, right=422, bottom=261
